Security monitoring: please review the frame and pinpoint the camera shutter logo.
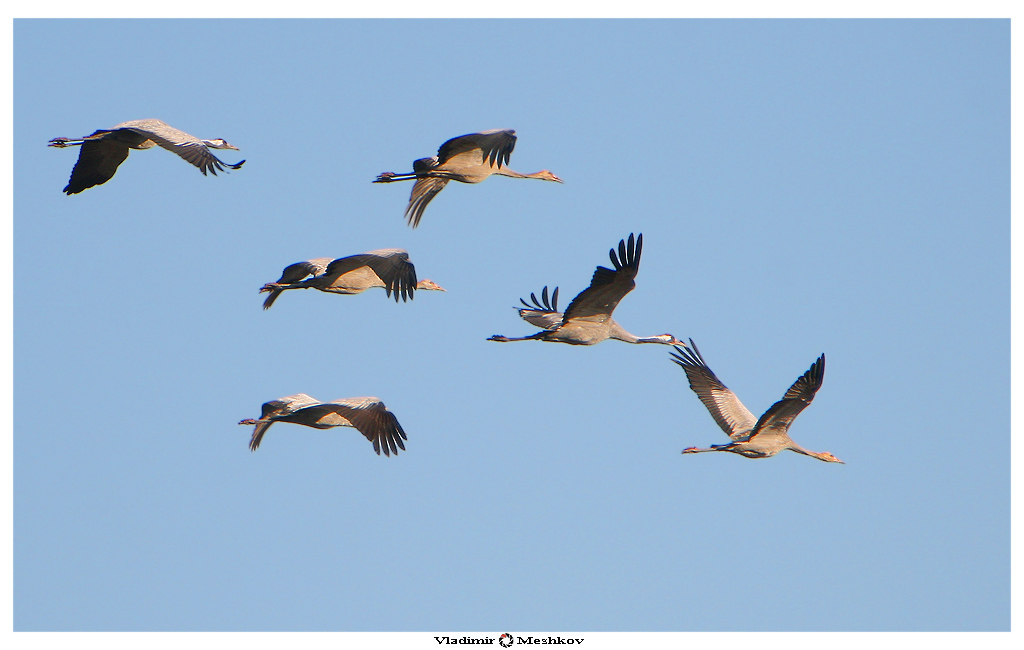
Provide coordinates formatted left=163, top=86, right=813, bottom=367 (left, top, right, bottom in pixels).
left=499, top=633, right=513, bottom=647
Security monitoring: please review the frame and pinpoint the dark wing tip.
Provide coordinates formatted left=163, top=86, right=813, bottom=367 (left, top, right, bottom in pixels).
left=668, top=338, right=704, bottom=368
left=608, top=233, right=641, bottom=270
left=626, top=232, right=641, bottom=267
left=519, top=285, right=559, bottom=312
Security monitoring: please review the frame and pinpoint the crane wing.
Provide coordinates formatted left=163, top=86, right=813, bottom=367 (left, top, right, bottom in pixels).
left=248, top=394, right=320, bottom=450
left=747, top=354, right=825, bottom=441
left=360, top=249, right=418, bottom=302
left=561, top=233, right=642, bottom=324
left=63, top=136, right=130, bottom=195
left=276, top=258, right=333, bottom=284
left=248, top=421, right=274, bottom=451
left=518, top=285, right=563, bottom=330
left=261, top=258, right=334, bottom=309
left=118, top=120, right=242, bottom=176
left=669, top=341, right=758, bottom=440
left=321, top=250, right=417, bottom=302
left=405, top=176, right=449, bottom=228
left=321, top=397, right=408, bottom=457
left=437, top=129, right=516, bottom=168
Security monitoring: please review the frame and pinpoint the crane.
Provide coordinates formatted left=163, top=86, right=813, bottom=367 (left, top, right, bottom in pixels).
left=488, top=234, right=686, bottom=346
left=259, top=249, right=445, bottom=309
left=669, top=340, right=842, bottom=463
left=239, top=394, right=407, bottom=456
left=373, top=129, right=562, bottom=228
left=48, top=118, right=244, bottom=194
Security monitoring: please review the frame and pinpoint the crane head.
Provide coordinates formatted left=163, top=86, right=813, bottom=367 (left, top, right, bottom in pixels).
left=416, top=279, right=446, bottom=292
left=203, top=138, right=240, bottom=150
left=238, top=418, right=258, bottom=426
left=645, top=334, right=688, bottom=346
left=537, top=170, right=563, bottom=183
left=817, top=452, right=845, bottom=464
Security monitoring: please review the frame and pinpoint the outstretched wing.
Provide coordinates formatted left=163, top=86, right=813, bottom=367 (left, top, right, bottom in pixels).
left=248, top=394, right=320, bottom=451
left=669, top=341, right=758, bottom=441
left=437, top=129, right=516, bottom=168
left=405, top=176, right=450, bottom=228
left=518, top=285, right=563, bottom=330
left=747, top=354, right=825, bottom=441
left=276, top=258, right=333, bottom=284
left=63, top=134, right=130, bottom=194
left=117, top=119, right=243, bottom=176
left=360, top=249, right=418, bottom=302
left=322, top=397, right=408, bottom=457
left=561, top=233, right=642, bottom=324
left=262, top=258, right=334, bottom=309
left=321, top=249, right=417, bottom=302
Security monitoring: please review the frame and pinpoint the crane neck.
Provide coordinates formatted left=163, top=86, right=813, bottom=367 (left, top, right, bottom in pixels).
left=493, top=167, right=532, bottom=179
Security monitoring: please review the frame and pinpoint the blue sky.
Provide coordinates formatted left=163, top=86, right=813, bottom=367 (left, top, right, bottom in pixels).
left=11, top=18, right=1009, bottom=634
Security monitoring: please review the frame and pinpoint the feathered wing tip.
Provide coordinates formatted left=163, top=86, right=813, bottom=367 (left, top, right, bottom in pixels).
left=262, top=288, right=283, bottom=309
left=379, top=413, right=408, bottom=457
left=669, top=338, right=705, bottom=369
left=378, top=253, right=417, bottom=303
left=246, top=421, right=273, bottom=451
left=519, top=285, right=559, bottom=312
left=487, top=132, right=515, bottom=168
left=608, top=233, right=641, bottom=271
left=364, top=408, right=408, bottom=457
left=400, top=260, right=418, bottom=302
left=405, top=177, right=449, bottom=228
left=782, top=354, right=826, bottom=403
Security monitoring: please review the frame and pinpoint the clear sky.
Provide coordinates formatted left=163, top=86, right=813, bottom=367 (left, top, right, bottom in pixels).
left=12, top=18, right=1009, bottom=633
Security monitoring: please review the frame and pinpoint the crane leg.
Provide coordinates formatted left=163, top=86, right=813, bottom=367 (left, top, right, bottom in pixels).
left=682, top=446, right=718, bottom=454
left=488, top=332, right=546, bottom=342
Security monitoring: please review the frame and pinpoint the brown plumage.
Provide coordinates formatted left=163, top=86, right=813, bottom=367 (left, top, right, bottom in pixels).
left=670, top=340, right=842, bottom=463
left=48, top=118, right=244, bottom=194
left=239, top=394, right=407, bottom=456
left=488, top=234, right=685, bottom=347
left=373, top=129, right=562, bottom=228
left=259, top=249, right=445, bottom=309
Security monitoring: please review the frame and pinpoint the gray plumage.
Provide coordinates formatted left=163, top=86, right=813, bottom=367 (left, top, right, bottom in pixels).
left=373, top=129, right=562, bottom=228
left=239, top=394, right=407, bottom=456
left=259, top=249, right=445, bottom=309
left=48, top=118, right=244, bottom=194
left=488, top=234, right=686, bottom=347
left=670, top=340, right=842, bottom=463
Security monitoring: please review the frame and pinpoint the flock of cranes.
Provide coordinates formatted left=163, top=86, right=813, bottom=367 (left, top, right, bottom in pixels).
left=50, top=121, right=842, bottom=464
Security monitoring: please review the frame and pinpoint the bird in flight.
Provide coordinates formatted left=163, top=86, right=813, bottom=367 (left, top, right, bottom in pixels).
left=48, top=118, right=244, bottom=194
left=374, top=129, right=562, bottom=228
left=259, top=249, right=445, bottom=309
left=670, top=340, right=842, bottom=463
left=488, top=234, right=685, bottom=347
left=239, top=394, right=407, bottom=456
